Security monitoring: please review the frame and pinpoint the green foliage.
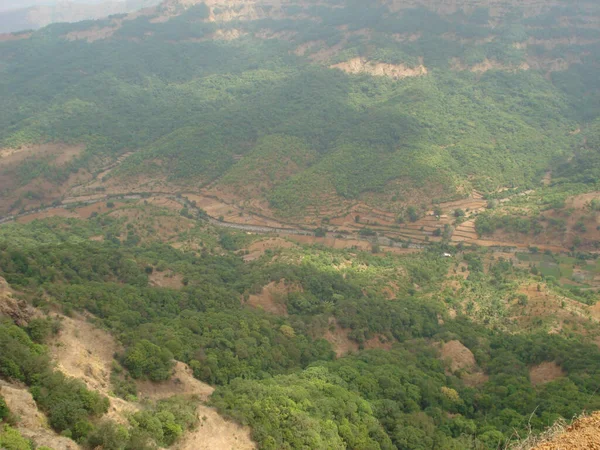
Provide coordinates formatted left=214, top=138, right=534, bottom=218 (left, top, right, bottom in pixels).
left=130, top=397, right=197, bottom=447
left=0, top=320, right=108, bottom=439
left=475, top=214, right=543, bottom=237
left=0, top=395, right=9, bottom=422
left=123, top=339, right=174, bottom=382
left=212, top=366, right=394, bottom=450
left=0, top=425, right=32, bottom=450
left=26, top=317, right=61, bottom=343
left=0, top=0, right=592, bottom=216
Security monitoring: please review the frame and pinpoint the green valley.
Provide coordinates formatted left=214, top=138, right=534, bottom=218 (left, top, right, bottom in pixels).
left=0, top=0, right=600, bottom=449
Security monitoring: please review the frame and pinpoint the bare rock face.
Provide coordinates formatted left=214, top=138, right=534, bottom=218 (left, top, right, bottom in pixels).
left=331, top=57, right=428, bottom=80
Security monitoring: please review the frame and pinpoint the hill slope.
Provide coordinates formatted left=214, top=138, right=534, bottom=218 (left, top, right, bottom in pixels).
left=0, top=0, right=162, bottom=33
left=0, top=0, right=598, bottom=224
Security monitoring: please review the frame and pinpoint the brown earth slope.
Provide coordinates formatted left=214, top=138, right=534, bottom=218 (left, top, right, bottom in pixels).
left=524, top=412, right=600, bottom=450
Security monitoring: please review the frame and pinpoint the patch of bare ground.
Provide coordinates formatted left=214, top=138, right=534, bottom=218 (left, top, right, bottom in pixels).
left=136, top=362, right=257, bottom=450
left=0, top=32, right=32, bottom=42
left=0, top=143, right=91, bottom=215
left=513, top=283, right=596, bottom=334
left=529, top=362, right=565, bottom=386
left=0, top=276, right=36, bottom=326
left=245, top=280, right=295, bottom=316
left=0, top=381, right=79, bottom=450
left=324, top=318, right=359, bottom=357
left=439, top=340, right=489, bottom=387
left=457, top=189, right=600, bottom=251
left=74, top=201, right=128, bottom=219
left=242, top=237, right=297, bottom=262
left=364, top=335, right=394, bottom=351
left=0, top=143, right=84, bottom=168
left=322, top=317, right=394, bottom=357
left=149, top=270, right=184, bottom=289
left=137, top=361, right=213, bottom=402
left=330, top=57, right=428, bottom=79
left=307, top=39, right=348, bottom=62
left=439, top=340, right=476, bottom=373
left=519, top=412, right=600, bottom=450
left=175, top=405, right=256, bottom=450
left=294, top=39, right=324, bottom=56
left=461, top=372, right=489, bottom=388
left=190, top=193, right=287, bottom=228
left=48, top=314, right=140, bottom=421
left=104, top=205, right=195, bottom=244
left=16, top=207, right=78, bottom=224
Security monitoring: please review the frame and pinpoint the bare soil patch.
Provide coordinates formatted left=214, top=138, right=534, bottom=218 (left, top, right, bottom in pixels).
left=245, top=280, right=293, bottom=316
left=439, top=340, right=476, bottom=373
left=0, top=381, right=79, bottom=450
left=462, top=372, right=489, bottom=388
left=0, top=143, right=89, bottom=214
left=324, top=318, right=359, bottom=357
left=528, top=412, right=600, bottom=450
left=0, top=276, right=36, bottom=326
left=0, top=143, right=84, bottom=168
left=331, top=57, right=428, bottom=79
left=137, top=361, right=214, bottom=402
left=16, top=207, right=78, bottom=223
left=51, top=314, right=120, bottom=395
left=175, top=404, right=256, bottom=450
left=529, top=362, right=565, bottom=386
left=243, top=237, right=297, bottom=261
left=149, top=271, right=184, bottom=289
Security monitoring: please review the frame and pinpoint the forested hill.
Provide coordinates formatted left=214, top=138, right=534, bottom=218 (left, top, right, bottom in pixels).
left=0, top=0, right=599, bottom=221
left=2, top=1, right=600, bottom=450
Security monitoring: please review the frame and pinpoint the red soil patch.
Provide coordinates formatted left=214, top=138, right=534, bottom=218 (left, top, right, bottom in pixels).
left=440, top=340, right=476, bottom=373
left=530, top=412, right=600, bottom=450
left=74, top=201, right=127, bottom=219
left=529, top=362, right=565, bottom=386
left=189, top=194, right=286, bottom=228
left=324, top=318, right=359, bottom=357
left=0, top=143, right=84, bottom=168
left=363, top=335, right=394, bottom=351
left=137, top=361, right=213, bottom=402
left=322, top=318, right=392, bottom=357
left=245, top=280, right=293, bottom=316
left=243, top=237, right=297, bottom=262
left=0, top=143, right=89, bottom=214
left=149, top=271, right=184, bottom=289
left=512, top=283, right=599, bottom=335
left=17, top=208, right=78, bottom=223
left=462, top=372, right=489, bottom=388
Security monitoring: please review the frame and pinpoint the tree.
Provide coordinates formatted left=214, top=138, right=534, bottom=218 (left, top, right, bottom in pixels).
left=407, top=206, right=419, bottom=222
left=123, top=340, right=174, bottom=381
left=0, top=396, right=9, bottom=422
